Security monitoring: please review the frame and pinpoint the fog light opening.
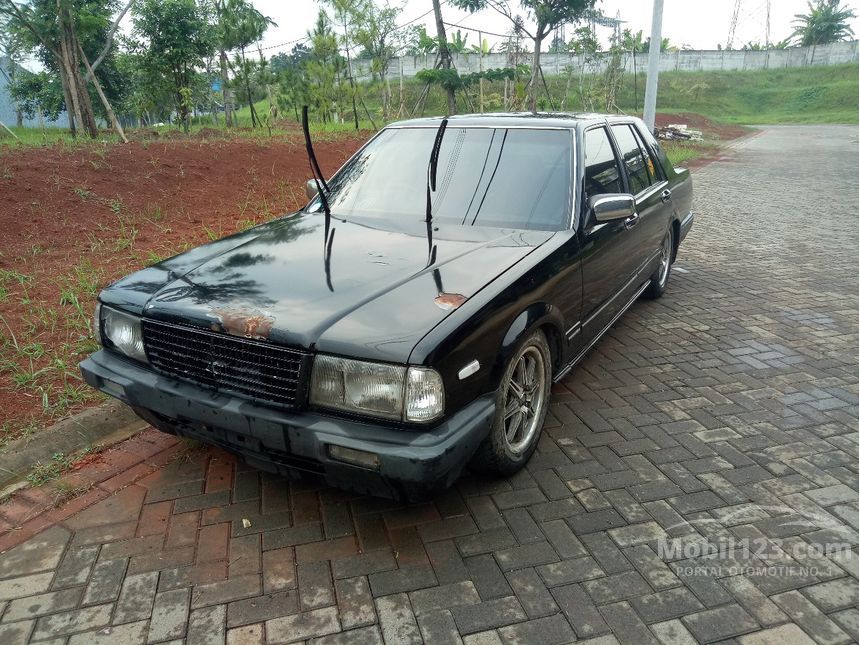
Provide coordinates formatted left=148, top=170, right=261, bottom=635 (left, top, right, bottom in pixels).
left=327, top=444, right=381, bottom=471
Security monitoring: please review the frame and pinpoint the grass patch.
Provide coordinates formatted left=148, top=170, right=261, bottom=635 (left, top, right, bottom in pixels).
left=27, top=452, right=71, bottom=487
left=0, top=126, right=123, bottom=149
left=663, top=140, right=721, bottom=166
left=628, top=64, right=859, bottom=125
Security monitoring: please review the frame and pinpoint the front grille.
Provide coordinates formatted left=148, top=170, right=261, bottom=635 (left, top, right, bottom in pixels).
left=142, top=319, right=310, bottom=409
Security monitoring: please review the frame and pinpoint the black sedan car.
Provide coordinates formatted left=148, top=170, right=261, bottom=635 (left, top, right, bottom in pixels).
left=81, top=113, right=693, bottom=499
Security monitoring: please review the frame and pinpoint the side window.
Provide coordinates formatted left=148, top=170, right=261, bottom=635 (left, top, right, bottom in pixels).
left=583, top=127, right=623, bottom=200
left=637, top=124, right=672, bottom=179
left=630, top=125, right=663, bottom=183
left=610, top=124, right=650, bottom=195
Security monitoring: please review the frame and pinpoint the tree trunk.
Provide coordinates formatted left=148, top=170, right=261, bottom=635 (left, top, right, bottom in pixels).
left=431, top=0, right=456, bottom=115
left=528, top=35, right=544, bottom=113
left=341, top=18, right=359, bottom=130
left=57, top=28, right=83, bottom=136
left=78, top=42, right=127, bottom=143
left=58, top=5, right=97, bottom=138
left=240, top=48, right=257, bottom=127
left=220, top=50, right=232, bottom=127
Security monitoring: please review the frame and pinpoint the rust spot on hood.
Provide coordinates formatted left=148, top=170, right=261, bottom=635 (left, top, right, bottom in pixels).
left=211, top=308, right=275, bottom=340
left=434, top=293, right=467, bottom=311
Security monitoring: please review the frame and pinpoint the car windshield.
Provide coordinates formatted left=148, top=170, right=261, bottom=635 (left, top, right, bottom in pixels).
left=312, top=126, right=572, bottom=231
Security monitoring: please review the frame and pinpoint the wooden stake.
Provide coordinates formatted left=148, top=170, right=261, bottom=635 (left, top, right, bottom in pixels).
left=0, top=119, right=19, bottom=140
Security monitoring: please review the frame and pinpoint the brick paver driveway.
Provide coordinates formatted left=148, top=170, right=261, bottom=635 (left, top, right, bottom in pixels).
left=0, top=125, right=857, bottom=644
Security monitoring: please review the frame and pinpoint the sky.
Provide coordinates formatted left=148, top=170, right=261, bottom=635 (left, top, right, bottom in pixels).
left=252, top=0, right=860, bottom=55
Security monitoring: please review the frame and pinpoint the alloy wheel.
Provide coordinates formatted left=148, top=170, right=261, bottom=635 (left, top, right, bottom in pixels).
left=502, top=345, right=547, bottom=454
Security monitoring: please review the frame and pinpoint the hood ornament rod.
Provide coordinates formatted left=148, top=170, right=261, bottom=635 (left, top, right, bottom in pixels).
left=302, top=105, right=336, bottom=291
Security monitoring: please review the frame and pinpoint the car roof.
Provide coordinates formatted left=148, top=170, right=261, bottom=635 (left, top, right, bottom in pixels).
left=386, top=112, right=641, bottom=130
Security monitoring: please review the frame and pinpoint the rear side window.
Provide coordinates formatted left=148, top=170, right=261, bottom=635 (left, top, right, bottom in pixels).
left=610, top=124, right=651, bottom=195
left=630, top=125, right=663, bottom=182
left=583, top=127, right=623, bottom=199
left=637, top=125, right=672, bottom=178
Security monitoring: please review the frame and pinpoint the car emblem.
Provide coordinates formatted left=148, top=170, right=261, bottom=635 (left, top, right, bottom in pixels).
left=208, top=360, right=227, bottom=377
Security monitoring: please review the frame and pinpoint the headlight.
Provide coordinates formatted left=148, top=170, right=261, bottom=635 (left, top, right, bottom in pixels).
left=310, top=355, right=444, bottom=422
left=101, top=306, right=147, bottom=363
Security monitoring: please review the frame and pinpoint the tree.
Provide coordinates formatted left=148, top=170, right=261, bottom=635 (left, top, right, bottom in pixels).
left=405, top=25, right=438, bottom=55
left=274, top=64, right=308, bottom=122
left=448, top=29, right=469, bottom=53
left=351, top=0, right=401, bottom=118
left=0, top=0, right=122, bottom=138
left=620, top=28, right=647, bottom=53
left=791, top=0, right=855, bottom=54
left=322, top=0, right=361, bottom=129
left=114, top=48, right=174, bottom=125
left=133, top=0, right=214, bottom=132
left=548, top=33, right=566, bottom=53
left=270, top=43, right=310, bottom=74
left=452, top=0, right=596, bottom=112
left=469, top=34, right=493, bottom=54
left=305, top=9, right=342, bottom=122
left=2, top=0, right=134, bottom=138
left=8, top=68, right=65, bottom=121
left=213, top=0, right=274, bottom=128
left=431, top=0, right=456, bottom=114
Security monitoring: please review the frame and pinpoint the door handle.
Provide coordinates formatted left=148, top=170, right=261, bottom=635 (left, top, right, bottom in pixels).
left=624, top=213, right=640, bottom=229
left=660, top=189, right=672, bottom=203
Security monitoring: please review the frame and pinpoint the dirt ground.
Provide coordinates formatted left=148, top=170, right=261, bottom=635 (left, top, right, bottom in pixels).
left=0, top=132, right=367, bottom=438
left=0, top=113, right=747, bottom=439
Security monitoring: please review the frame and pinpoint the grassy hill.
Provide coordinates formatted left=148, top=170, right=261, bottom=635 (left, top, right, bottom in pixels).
left=614, top=63, right=858, bottom=124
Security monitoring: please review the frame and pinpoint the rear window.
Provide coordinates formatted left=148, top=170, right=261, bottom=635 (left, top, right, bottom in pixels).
left=317, top=127, right=572, bottom=231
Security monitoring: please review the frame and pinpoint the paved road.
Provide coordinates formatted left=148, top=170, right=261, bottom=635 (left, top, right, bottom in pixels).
left=0, top=126, right=857, bottom=644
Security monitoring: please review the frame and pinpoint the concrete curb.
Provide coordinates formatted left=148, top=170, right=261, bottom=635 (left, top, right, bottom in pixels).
left=0, top=400, right=148, bottom=494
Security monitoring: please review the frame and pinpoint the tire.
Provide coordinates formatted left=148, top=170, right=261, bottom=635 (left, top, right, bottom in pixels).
left=471, top=330, right=552, bottom=476
left=643, top=226, right=674, bottom=299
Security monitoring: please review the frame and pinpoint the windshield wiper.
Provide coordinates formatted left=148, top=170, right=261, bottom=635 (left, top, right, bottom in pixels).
left=425, top=118, right=448, bottom=224
left=302, top=105, right=335, bottom=291
left=424, top=118, right=448, bottom=268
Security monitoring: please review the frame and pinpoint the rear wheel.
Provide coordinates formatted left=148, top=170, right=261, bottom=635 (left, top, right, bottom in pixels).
left=471, top=330, right=551, bottom=476
left=644, top=226, right=674, bottom=299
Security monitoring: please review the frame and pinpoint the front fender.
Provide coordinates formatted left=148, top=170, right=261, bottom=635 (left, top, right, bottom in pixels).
left=492, top=303, right=566, bottom=383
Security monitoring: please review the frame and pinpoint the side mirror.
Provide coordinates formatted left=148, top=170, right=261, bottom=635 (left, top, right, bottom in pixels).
left=305, top=179, right=319, bottom=201
left=589, top=194, right=636, bottom=222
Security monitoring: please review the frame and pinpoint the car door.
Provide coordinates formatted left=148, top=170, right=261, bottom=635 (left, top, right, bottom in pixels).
left=609, top=123, right=671, bottom=281
left=578, top=125, right=641, bottom=344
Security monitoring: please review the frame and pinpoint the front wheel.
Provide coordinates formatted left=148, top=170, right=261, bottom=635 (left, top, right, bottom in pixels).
left=471, top=330, right=552, bottom=476
left=643, top=226, right=674, bottom=299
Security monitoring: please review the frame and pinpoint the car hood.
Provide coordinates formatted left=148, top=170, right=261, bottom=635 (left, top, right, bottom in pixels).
left=103, top=212, right=552, bottom=363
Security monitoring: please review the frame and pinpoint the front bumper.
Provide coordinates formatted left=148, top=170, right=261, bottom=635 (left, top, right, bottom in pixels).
left=81, top=350, right=495, bottom=499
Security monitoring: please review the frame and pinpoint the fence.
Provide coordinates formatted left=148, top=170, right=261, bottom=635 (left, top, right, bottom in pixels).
left=353, top=40, right=859, bottom=81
